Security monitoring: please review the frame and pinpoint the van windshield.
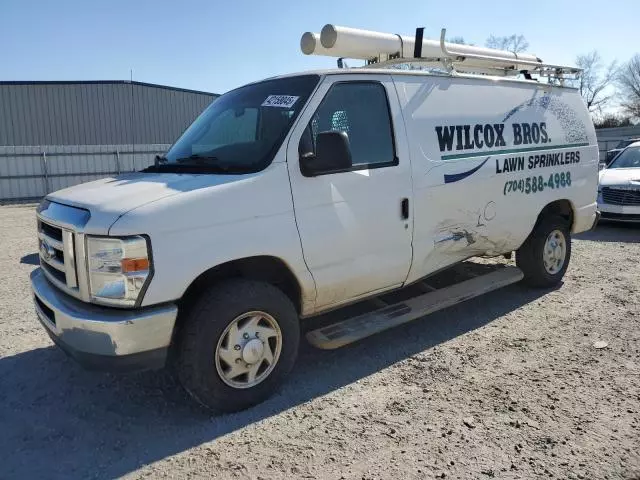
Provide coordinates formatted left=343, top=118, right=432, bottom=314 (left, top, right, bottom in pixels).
left=146, top=75, right=319, bottom=174
left=608, top=146, right=640, bottom=169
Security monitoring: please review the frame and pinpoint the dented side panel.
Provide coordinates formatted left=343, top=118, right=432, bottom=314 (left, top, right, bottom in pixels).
left=393, top=74, right=598, bottom=284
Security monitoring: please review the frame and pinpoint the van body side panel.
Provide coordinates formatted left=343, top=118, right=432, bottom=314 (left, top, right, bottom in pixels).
left=394, top=75, right=598, bottom=284
left=108, top=159, right=317, bottom=313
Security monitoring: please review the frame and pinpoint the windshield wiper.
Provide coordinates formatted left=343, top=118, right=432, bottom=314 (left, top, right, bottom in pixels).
left=141, top=155, right=237, bottom=174
left=174, top=154, right=236, bottom=173
left=175, top=154, right=221, bottom=165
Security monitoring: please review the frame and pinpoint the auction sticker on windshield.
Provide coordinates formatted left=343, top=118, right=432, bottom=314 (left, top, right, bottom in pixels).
left=262, top=95, right=299, bottom=108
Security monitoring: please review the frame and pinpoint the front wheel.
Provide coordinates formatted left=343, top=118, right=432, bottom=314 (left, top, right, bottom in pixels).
left=177, top=279, right=300, bottom=412
left=516, top=215, right=572, bottom=288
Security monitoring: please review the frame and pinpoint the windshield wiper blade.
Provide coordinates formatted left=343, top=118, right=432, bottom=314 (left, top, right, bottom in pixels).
left=141, top=154, right=241, bottom=173
left=175, top=154, right=221, bottom=165
left=174, top=154, right=235, bottom=172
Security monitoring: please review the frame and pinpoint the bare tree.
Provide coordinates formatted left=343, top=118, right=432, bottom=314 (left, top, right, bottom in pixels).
left=575, top=51, right=618, bottom=113
left=447, top=36, right=467, bottom=45
left=618, top=54, right=640, bottom=119
left=593, top=113, right=633, bottom=129
left=485, top=34, right=529, bottom=54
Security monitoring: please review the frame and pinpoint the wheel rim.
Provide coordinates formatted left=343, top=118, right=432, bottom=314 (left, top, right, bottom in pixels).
left=543, top=230, right=567, bottom=275
left=215, top=311, right=282, bottom=389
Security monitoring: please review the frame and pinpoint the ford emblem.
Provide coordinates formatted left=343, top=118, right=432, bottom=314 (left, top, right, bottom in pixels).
left=40, top=240, right=56, bottom=261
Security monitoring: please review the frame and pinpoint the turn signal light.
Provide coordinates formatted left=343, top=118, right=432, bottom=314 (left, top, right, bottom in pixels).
left=121, top=258, right=150, bottom=273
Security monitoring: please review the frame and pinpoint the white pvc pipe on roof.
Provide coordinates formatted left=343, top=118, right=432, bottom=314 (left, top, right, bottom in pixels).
left=306, top=24, right=542, bottom=70
left=300, top=32, right=334, bottom=56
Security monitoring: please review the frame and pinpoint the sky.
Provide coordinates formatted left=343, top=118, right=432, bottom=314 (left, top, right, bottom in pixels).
left=2, top=0, right=638, bottom=95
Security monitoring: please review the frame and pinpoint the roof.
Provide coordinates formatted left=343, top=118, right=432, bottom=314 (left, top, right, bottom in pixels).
left=0, top=80, right=217, bottom=97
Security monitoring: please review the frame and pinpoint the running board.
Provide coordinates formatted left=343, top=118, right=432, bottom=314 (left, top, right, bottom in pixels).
left=306, top=266, right=524, bottom=349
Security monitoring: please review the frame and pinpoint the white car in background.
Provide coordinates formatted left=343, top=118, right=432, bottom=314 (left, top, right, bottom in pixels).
left=604, top=138, right=640, bottom=164
left=598, top=141, right=640, bottom=222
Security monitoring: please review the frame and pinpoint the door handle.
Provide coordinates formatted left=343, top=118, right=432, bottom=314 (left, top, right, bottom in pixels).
left=401, top=198, right=409, bottom=220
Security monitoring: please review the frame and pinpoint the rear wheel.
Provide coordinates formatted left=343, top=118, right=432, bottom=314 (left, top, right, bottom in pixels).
left=177, top=279, right=300, bottom=412
left=516, top=215, right=571, bottom=287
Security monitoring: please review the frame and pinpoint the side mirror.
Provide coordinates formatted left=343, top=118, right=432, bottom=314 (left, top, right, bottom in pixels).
left=300, top=131, right=352, bottom=176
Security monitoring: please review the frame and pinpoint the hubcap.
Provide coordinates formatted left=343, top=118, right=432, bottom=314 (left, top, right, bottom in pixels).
left=543, top=230, right=567, bottom=275
left=242, top=339, right=264, bottom=364
left=215, top=311, right=282, bottom=389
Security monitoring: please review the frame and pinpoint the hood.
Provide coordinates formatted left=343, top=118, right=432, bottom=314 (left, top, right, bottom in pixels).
left=599, top=168, right=640, bottom=187
left=46, top=172, right=244, bottom=234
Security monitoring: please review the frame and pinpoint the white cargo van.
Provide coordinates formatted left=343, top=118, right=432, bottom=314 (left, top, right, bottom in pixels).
left=31, top=25, right=599, bottom=411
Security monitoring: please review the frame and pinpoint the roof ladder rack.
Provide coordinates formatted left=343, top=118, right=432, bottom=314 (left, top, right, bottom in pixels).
left=301, top=25, right=581, bottom=85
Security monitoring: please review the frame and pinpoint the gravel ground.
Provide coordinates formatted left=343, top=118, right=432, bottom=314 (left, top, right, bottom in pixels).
left=0, top=204, right=639, bottom=480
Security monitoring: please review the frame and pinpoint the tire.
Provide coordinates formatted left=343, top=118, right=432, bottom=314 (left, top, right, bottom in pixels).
left=177, top=279, right=300, bottom=412
left=516, top=215, right=572, bottom=288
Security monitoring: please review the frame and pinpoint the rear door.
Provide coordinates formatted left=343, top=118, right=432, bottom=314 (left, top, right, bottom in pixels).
left=285, top=74, right=414, bottom=310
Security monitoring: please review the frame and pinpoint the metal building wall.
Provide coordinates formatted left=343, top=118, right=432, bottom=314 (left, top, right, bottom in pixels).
left=595, top=125, right=640, bottom=161
left=0, top=144, right=170, bottom=200
left=0, top=81, right=216, bottom=146
left=0, top=81, right=217, bottom=201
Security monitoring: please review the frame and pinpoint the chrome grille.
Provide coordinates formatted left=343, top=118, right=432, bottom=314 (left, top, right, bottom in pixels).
left=36, top=200, right=90, bottom=301
left=602, top=187, right=640, bottom=206
left=38, top=219, right=78, bottom=289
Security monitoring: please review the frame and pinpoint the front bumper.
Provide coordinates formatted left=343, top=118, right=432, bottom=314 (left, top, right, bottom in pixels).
left=572, top=202, right=599, bottom=233
left=597, top=202, right=640, bottom=223
left=31, top=268, right=178, bottom=372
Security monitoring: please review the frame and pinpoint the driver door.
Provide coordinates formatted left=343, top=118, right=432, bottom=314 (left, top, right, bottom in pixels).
left=286, top=75, right=414, bottom=310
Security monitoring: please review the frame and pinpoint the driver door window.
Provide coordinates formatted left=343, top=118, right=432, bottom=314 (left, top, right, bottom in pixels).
left=300, top=82, right=397, bottom=173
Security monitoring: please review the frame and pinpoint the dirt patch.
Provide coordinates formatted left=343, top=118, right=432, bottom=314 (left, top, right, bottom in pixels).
left=0, top=206, right=638, bottom=479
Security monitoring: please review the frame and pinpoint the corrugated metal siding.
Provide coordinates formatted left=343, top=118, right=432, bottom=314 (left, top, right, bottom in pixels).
left=595, top=125, right=640, bottom=161
left=0, top=144, right=169, bottom=200
left=0, top=81, right=217, bottom=146
left=595, top=125, right=640, bottom=141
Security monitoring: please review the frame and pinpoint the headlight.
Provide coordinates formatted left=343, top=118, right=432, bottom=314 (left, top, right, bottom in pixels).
left=86, top=235, right=152, bottom=307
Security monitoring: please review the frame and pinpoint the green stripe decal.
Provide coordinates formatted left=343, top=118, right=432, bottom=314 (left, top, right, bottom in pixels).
left=441, top=143, right=590, bottom=161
